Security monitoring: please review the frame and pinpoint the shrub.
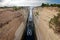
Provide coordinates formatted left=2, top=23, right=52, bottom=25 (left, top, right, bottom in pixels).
left=49, top=13, right=60, bottom=33
left=35, top=12, right=39, bottom=16
left=41, top=3, right=60, bottom=7
left=13, top=6, right=23, bottom=11
left=13, top=6, right=18, bottom=11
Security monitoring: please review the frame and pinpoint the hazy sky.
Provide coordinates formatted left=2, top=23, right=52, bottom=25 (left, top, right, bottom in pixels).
left=49, top=0, right=60, bottom=4
left=0, top=0, right=60, bottom=6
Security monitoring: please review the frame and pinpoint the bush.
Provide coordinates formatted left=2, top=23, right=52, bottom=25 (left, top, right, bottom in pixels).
left=13, top=6, right=23, bottom=11
left=49, top=13, right=60, bottom=33
left=13, top=6, right=18, bottom=11
left=41, top=3, right=60, bottom=7
left=35, top=12, right=39, bottom=16
left=41, top=3, right=50, bottom=7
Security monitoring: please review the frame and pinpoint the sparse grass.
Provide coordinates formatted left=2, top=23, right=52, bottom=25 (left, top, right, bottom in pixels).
left=13, top=6, right=18, bottom=11
left=49, top=18, right=53, bottom=28
left=13, top=6, right=23, bottom=11
left=35, top=12, right=39, bottom=16
left=59, top=10, right=60, bottom=12
left=49, top=12, right=60, bottom=33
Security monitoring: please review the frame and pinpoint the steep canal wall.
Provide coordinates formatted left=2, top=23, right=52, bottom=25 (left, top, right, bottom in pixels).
left=33, top=7, right=60, bottom=40
left=14, top=8, right=29, bottom=40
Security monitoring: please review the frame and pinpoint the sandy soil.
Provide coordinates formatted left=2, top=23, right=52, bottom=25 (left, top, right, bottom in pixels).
left=33, top=7, right=60, bottom=40
left=0, top=8, right=28, bottom=40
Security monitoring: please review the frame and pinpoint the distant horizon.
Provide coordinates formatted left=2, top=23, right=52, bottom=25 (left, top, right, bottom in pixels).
left=0, top=3, right=60, bottom=7
left=0, top=0, right=60, bottom=7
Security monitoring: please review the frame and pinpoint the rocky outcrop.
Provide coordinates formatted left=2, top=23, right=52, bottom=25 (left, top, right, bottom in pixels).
left=0, top=8, right=28, bottom=40
left=33, top=7, right=60, bottom=40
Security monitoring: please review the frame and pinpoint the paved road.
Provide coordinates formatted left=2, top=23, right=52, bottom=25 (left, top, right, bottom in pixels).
left=21, top=14, right=37, bottom=40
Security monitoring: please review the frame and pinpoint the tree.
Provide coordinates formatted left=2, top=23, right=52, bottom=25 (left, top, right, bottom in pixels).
left=41, top=3, right=45, bottom=7
left=41, top=3, right=50, bottom=7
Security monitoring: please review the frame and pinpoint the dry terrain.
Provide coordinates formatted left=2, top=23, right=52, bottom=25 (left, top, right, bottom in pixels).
left=0, top=8, right=28, bottom=40
left=33, top=7, right=60, bottom=40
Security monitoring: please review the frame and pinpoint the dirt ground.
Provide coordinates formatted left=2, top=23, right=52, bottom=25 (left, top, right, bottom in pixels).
left=33, top=7, right=60, bottom=40
left=0, top=8, right=28, bottom=40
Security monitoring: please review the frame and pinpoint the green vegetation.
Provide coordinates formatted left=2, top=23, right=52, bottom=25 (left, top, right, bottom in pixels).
left=41, top=3, right=50, bottom=7
left=49, top=13, right=60, bottom=26
left=53, top=16, right=59, bottom=26
left=35, top=12, right=39, bottom=16
left=0, top=6, right=23, bottom=10
left=0, top=6, right=8, bottom=9
left=13, top=6, right=23, bottom=11
left=59, top=10, right=60, bottom=12
left=41, top=3, right=60, bottom=7
left=49, top=13, right=60, bottom=33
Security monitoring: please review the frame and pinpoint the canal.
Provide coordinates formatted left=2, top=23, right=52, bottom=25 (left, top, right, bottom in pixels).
left=21, top=7, right=37, bottom=40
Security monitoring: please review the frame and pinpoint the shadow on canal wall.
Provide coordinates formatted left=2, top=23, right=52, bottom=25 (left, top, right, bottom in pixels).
left=21, top=17, right=37, bottom=40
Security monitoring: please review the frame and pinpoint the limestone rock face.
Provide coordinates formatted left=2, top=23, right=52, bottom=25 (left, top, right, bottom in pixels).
left=49, top=13, right=60, bottom=33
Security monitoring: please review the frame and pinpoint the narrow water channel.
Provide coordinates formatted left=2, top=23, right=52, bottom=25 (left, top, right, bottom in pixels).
left=21, top=7, right=37, bottom=40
